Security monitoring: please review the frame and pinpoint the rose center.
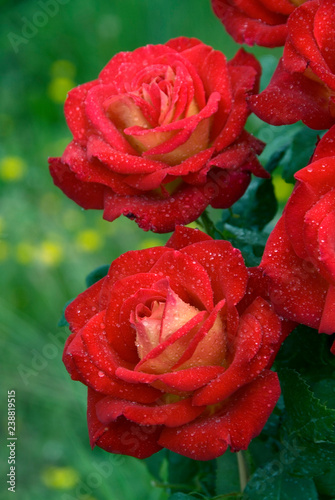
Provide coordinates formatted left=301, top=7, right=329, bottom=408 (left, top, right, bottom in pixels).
left=130, top=286, right=226, bottom=374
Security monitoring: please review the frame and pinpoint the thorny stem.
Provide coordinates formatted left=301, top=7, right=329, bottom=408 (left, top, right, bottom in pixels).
left=237, top=451, right=248, bottom=492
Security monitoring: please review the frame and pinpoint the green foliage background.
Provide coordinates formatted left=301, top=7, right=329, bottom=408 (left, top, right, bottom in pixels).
left=1, top=1, right=335, bottom=499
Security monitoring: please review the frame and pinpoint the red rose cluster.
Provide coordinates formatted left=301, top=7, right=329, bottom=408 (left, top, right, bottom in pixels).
left=51, top=0, right=335, bottom=461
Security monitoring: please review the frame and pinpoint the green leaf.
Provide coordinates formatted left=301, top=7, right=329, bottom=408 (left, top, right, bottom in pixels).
left=279, top=368, right=335, bottom=444
left=215, top=449, right=240, bottom=495
left=281, top=128, right=324, bottom=184
left=275, top=325, right=335, bottom=382
left=145, top=449, right=168, bottom=481
left=85, top=264, right=109, bottom=288
left=168, top=494, right=200, bottom=500
left=166, top=451, right=199, bottom=486
left=314, top=468, right=335, bottom=497
left=311, top=379, right=335, bottom=411
left=244, top=468, right=318, bottom=500
left=221, top=177, right=277, bottom=232
left=277, top=368, right=335, bottom=476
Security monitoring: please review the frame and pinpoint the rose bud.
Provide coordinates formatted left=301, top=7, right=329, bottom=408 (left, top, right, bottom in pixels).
left=211, top=0, right=307, bottom=48
left=249, top=0, right=335, bottom=130
left=63, top=226, right=293, bottom=460
left=49, top=37, right=267, bottom=233
left=260, top=126, right=335, bottom=354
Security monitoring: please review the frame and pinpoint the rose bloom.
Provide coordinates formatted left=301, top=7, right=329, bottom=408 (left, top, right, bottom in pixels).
left=260, top=127, right=335, bottom=354
left=211, top=0, right=308, bottom=48
left=63, top=226, right=292, bottom=460
left=49, top=37, right=267, bottom=233
left=249, top=0, right=335, bottom=129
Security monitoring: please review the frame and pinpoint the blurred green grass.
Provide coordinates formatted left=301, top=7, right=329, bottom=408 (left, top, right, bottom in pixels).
left=1, top=1, right=280, bottom=498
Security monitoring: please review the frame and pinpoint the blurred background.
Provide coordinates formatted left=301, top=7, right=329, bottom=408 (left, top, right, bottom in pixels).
left=1, top=1, right=284, bottom=498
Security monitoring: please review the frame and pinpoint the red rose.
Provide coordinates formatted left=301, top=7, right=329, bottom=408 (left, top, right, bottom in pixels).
left=63, top=226, right=290, bottom=460
left=211, top=0, right=304, bottom=48
left=249, top=0, right=335, bottom=129
left=49, top=37, right=267, bottom=233
left=260, top=127, right=335, bottom=353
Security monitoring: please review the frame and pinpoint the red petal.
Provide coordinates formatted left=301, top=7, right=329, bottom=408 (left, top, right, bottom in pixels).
left=319, top=285, right=335, bottom=334
left=303, top=189, right=335, bottom=281
left=312, top=126, right=335, bottom=161
left=313, top=0, right=335, bottom=74
left=158, top=366, right=226, bottom=391
left=99, top=247, right=169, bottom=309
left=85, top=84, right=137, bottom=154
left=165, top=226, right=213, bottom=250
left=193, top=297, right=281, bottom=406
left=65, top=279, right=105, bottom=334
left=87, top=135, right=166, bottom=174
left=261, top=216, right=328, bottom=328
left=95, top=396, right=204, bottom=427
left=48, top=157, right=105, bottom=210
left=87, top=388, right=162, bottom=458
left=104, top=273, right=164, bottom=363
left=150, top=250, right=214, bottom=310
left=211, top=0, right=288, bottom=48
left=295, top=158, right=335, bottom=195
left=284, top=182, right=318, bottom=260
left=249, top=59, right=335, bottom=129
left=61, top=141, right=138, bottom=196
left=64, top=80, right=98, bottom=144
left=318, top=209, right=335, bottom=285
left=103, top=184, right=211, bottom=233
left=159, top=370, right=280, bottom=460
left=182, top=240, right=248, bottom=305
left=64, top=315, right=161, bottom=402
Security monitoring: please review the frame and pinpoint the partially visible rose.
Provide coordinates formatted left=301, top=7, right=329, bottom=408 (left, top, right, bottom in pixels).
left=211, top=0, right=307, bottom=48
left=260, top=126, right=335, bottom=353
left=49, top=37, right=267, bottom=233
left=63, top=226, right=290, bottom=460
left=249, top=0, right=335, bottom=129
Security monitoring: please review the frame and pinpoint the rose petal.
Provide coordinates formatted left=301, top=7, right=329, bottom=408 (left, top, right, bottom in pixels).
left=248, top=59, right=335, bottom=129
left=319, top=285, right=335, bottom=334
left=134, top=311, right=207, bottom=374
left=150, top=250, right=214, bottom=310
left=182, top=240, right=248, bottom=305
left=165, top=225, right=213, bottom=250
left=64, top=80, right=98, bottom=143
left=48, top=157, right=105, bottom=210
left=87, top=135, right=166, bottom=174
left=103, top=184, right=211, bottom=233
left=87, top=388, right=162, bottom=458
left=65, top=279, right=105, bottom=334
left=104, top=273, right=164, bottom=363
left=159, top=370, right=280, bottom=460
left=261, top=216, right=328, bottom=328
left=95, top=396, right=204, bottom=427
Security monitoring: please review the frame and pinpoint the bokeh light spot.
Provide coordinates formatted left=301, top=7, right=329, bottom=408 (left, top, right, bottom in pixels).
left=272, top=174, right=294, bottom=203
left=0, top=156, right=26, bottom=181
left=48, top=77, right=75, bottom=104
left=76, top=229, right=103, bottom=252
left=38, top=241, right=64, bottom=266
left=41, top=466, right=79, bottom=490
